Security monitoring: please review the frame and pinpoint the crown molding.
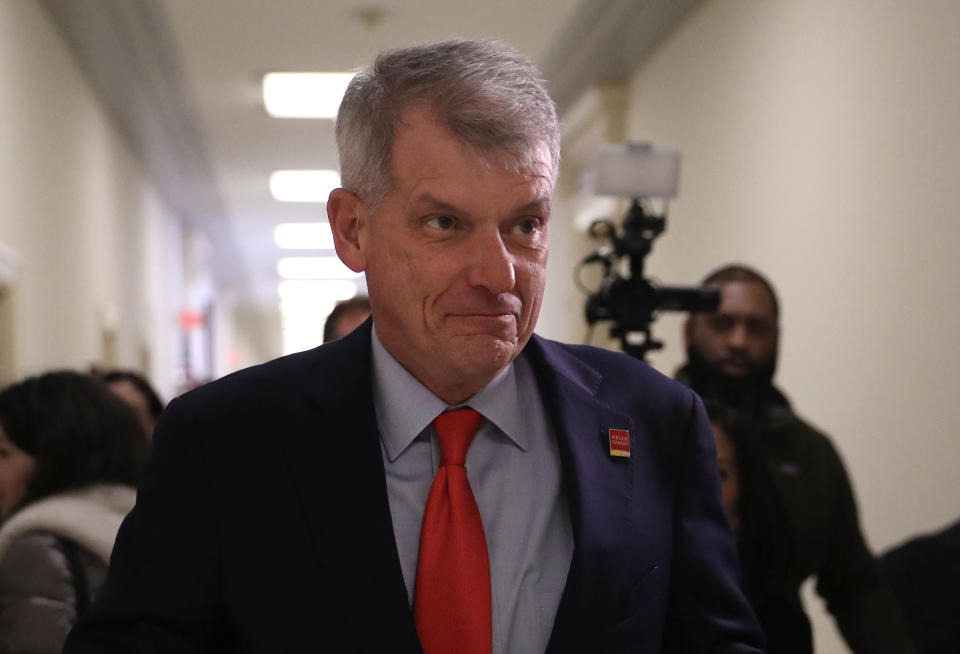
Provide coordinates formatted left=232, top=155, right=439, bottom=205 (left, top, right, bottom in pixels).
left=38, top=0, right=245, bottom=291
left=541, top=0, right=705, bottom=116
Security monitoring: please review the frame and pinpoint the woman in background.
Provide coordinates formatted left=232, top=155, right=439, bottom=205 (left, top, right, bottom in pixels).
left=0, top=371, right=147, bottom=654
left=705, top=399, right=812, bottom=654
left=99, top=368, right=165, bottom=441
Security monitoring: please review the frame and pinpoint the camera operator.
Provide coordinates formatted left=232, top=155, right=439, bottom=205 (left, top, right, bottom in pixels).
left=676, top=263, right=914, bottom=654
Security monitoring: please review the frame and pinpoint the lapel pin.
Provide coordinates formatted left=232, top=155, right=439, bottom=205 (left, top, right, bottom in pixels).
left=608, top=428, right=631, bottom=458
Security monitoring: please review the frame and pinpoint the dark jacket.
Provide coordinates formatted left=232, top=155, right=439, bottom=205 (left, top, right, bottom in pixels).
left=881, top=518, right=960, bottom=654
left=677, top=366, right=914, bottom=654
left=65, top=324, right=764, bottom=653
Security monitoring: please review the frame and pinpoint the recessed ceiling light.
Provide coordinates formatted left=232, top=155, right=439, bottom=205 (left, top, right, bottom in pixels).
left=263, top=72, right=356, bottom=119
left=269, top=170, right=340, bottom=203
left=276, top=256, right=359, bottom=280
left=273, top=223, right=335, bottom=250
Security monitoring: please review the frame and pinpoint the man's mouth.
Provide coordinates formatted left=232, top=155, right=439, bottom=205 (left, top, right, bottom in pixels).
left=451, top=312, right=516, bottom=323
left=719, top=358, right=752, bottom=375
left=447, top=312, right=519, bottom=335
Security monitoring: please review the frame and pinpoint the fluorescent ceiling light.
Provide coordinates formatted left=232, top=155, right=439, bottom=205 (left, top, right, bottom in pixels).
left=277, top=256, right=360, bottom=280
left=274, top=222, right=335, bottom=250
left=270, top=170, right=340, bottom=203
left=263, top=72, right=355, bottom=118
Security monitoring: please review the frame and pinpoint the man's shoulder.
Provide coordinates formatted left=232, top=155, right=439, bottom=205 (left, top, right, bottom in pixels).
left=177, top=327, right=371, bottom=411
left=767, top=395, right=836, bottom=447
left=762, top=391, right=851, bottom=472
left=185, top=347, right=319, bottom=398
left=532, top=334, right=669, bottom=379
left=151, top=332, right=373, bottom=455
left=529, top=335, right=699, bottom=410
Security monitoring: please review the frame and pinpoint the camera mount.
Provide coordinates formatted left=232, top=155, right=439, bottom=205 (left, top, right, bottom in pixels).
left=579, top=143, right=719, bottom=361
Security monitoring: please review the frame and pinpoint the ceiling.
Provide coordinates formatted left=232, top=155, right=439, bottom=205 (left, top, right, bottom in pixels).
left=41, top=0, right=703, bottom=309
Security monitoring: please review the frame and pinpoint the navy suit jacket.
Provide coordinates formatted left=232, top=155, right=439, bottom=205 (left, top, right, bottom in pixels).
left=65, top=321, right=763, bottom=653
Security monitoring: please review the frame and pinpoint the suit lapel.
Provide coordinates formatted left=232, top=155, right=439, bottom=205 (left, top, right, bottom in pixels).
left=281, top=322, right=421, bottom=651
left=526, top=337, right=640, bottom=651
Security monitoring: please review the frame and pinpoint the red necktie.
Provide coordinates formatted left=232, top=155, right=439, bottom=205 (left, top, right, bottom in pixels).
left=414, top=408, right=492, bottom=654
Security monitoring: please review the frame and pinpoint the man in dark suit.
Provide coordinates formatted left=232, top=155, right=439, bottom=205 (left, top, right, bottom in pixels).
left=65, top=39, right=763, bottom=653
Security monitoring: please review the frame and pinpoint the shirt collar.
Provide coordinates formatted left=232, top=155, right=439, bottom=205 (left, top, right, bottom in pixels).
left=370, top=326, right=529, bottom=462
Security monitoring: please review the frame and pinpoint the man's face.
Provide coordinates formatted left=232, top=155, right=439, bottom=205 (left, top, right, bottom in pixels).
left=684, top=280, right=779, bottom=378
left=329, top=108, right=552, bottom=403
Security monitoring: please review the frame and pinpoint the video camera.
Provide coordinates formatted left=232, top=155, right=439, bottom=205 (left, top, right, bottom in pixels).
left=579, top=143, right=719, bottom=361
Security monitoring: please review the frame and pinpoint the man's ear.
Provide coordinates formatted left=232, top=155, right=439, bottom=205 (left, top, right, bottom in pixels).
left=327, top=188, right=367, bottom=272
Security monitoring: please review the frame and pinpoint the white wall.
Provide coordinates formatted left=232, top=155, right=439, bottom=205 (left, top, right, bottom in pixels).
left=604, top=1, right=959, bottom=651
left=0, top=0, right=183, bottom=398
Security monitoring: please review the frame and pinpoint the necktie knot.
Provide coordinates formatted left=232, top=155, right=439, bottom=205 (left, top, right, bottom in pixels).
left=433, top=407, right=483, bottom=466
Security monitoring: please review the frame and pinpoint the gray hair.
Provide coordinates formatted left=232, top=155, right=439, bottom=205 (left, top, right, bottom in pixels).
left=335, top=39, right=560, bottom=207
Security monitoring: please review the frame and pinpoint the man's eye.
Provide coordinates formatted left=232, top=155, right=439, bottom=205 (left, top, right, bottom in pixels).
left=426, top=216, right=456, bottom=231
left=707, top=315, right=734, bottom=332
left=513, top=218, right=541, bottom=236
left=746, top=318, right=774, bottom=337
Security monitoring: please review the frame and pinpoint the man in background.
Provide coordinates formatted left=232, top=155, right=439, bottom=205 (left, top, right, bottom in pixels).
left=323, top=295, right=371, bottom=342
left=678, top=263, right=913, bottom=653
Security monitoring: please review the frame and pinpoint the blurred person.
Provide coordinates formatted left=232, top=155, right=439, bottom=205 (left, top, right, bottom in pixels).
left=65, top=40, right=762, bottom=653
left=880, top=518, right=960, bottom=654
left=705, top=400, right=811, bottom=654
left=0, top=371, right=147, bottom=654
left=322, top=295, right=371, bottom=342
left=679, top=264, right=913, bottom=653
left=99, top=369, right=165, bottom=439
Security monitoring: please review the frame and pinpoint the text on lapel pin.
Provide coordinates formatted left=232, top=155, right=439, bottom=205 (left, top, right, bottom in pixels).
left=608, top=428, right=631, bottom=458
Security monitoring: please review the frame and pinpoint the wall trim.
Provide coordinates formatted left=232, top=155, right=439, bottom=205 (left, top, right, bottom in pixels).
left=541, top=0, right=705, bottom=115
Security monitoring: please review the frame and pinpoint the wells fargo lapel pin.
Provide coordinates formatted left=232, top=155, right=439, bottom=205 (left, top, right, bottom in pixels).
left=608, top=428, right=631, bottom=458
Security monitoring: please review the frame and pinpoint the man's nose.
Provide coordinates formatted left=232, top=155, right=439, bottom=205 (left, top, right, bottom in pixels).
left=727, top=323, right=749, bottom=350
left=466, top=232, right=516, bottom=294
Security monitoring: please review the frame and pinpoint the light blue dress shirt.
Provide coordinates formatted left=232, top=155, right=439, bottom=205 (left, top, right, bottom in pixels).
left=371, top=328, right=574, bottom=654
